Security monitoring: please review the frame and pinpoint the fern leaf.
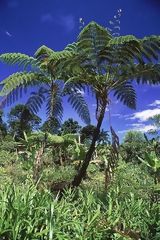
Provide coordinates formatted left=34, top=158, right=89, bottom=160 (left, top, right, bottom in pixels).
left=0, top=53, right=39, bottom=69
left=113, top=82, right=137, bottom=109
left=67, top=91, right=90, bottom=125
left=0, top=72, right=46, bottom=96
left=107, top=35, right=139, bottom=46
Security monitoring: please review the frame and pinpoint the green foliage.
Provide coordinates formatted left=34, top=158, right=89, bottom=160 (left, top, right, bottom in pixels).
left=67, top=21, right=160, bottom=114
left=0, top=53, right=39, bottom=69
left=8, top=104, right=41, bottom=139
left=0, top=180, right=159, bottom=240
left=0, top=184, right=106, bottom=239
left=0, top=72, right=46, bottom=97
left=110, top=161, right=154, bottom=199
left=0, top=110, right=7, bottom=139
left=0, top=150, right=17, bottom=167
left=149, top=114, right=160, bottom=137
left=61, top=118, right=81, bottom=135
left=80, top=125, right=110, bottom=144
left=0, top=20, right=160, bottom=239
left=0, top=135, right=18, bottom=152
left=121, top=131, right=147, bottom=163
left=138, top=151, right=160, bottom=184
left=42, top=166, right=76, bottom=183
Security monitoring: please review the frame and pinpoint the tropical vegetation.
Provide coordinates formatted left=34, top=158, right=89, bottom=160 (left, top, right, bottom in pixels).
left=0, top=17, right=160, bottom=239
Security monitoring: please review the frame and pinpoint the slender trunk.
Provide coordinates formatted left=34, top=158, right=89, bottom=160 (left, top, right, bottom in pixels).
left=72, top=102, right=106, bottom=187
left=33, top=143, right=45, bottom=182
left=33, top=134, right=47, bottom=182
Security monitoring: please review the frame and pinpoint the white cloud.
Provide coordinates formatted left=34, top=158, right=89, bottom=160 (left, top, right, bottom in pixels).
left=41, top=13, right=53, bottom=23
left=129, top=123, right=156, bottom=132
left=118, top=123, right=156, bottom=134
left=148, top=100, right=160, bottom=107
left=128, top=108, right=160, bottom=122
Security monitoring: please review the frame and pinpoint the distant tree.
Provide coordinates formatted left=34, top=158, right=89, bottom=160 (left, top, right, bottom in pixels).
left=80, top=125, right=109, bottom=144
left=8, top=104, right=41, bottom=140
left=0, top=110, right=7, bottom=140
left=123, top=131, right=146, bottom=143
left=121, top=131, right=147, bottom=163
left=60, top=118, right=81, bottom=135
left=149, top=114, right=160, bottom=136
left=41, top=118, right=60, bottom=134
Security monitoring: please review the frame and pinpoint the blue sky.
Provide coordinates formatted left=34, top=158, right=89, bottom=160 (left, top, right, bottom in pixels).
left=0, top=0, right=160, bottom=140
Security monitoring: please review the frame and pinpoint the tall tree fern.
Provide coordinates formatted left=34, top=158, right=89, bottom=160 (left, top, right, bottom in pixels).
left=0, top=44, right=91, bottom=129
left=63, top=21, right=160, bottom=187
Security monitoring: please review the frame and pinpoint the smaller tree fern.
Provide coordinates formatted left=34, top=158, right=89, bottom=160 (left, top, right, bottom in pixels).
left=0, top=44, right=91, bottom=129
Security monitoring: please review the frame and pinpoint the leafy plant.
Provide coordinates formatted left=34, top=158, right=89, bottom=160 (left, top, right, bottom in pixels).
left=138, top=151, right=160, bottom=184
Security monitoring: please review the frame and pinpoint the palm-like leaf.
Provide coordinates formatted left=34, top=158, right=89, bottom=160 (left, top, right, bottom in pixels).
left=46, top=82, right=63, bottom=125
left=26, top=87, right=46, bottom=114
left=0, top=72, right=47, bottom=96
left=0, top=53, right=40, bottom=69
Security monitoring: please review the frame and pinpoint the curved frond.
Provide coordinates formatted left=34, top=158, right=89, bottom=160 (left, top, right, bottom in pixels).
left=67, top=91, right=90, bottom=125
left=26, top=87, right=46, bottom=114
left=34, top=45, right=54, bottom=59
left=113, top=82, right=137, bottom=109
left=0, top=53, right=39, bottom=69
left=77, top=21, right=112, bottom=68
left=141, top=36, right=160, bottom=62
left=121, top=63, right=160, bottom=85
left=0, top=72, right=49, bottom=96
left=107, top=35, right=139, bottom=46
left=46, top=82, right=63, bottom=126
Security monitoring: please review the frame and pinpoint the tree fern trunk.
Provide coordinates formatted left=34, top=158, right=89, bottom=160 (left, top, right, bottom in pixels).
left=72, top=102, right=106, bottom=187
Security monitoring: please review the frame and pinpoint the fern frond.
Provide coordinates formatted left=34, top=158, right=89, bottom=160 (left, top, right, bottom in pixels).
left=67, top=91, right=90, bottom=125
left=34, top=45, right=55, bottom=59
left=0, top=53, right=39, bottom=69
left=0, top=72, right=47, bottom=96
left=77, top=21, right=112, bottom=68
left=113, top=82, right=137, bottom=109
left=121, top=63, right=160, bottom=85
left=64, top=42, right=78, bottom=52
left=107, top=35, right=139, bottom=46
left=26, top=87, right=46, bottom=114
left=46, top=82, right=63, bottom=125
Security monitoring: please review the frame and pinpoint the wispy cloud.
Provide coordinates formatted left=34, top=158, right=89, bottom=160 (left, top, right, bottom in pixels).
left=58, top=15, right=75, bottom=32
left=40, top=13, right=75, bottom=32
left=5, top=31, right=12, bottom=37
left=41, top=13, right=53, bottom=23
left=118, top=123, right=156, bottom=134
left=127, top=108, right=160, bottom=122
left=148, top=100, right=160, bottom=107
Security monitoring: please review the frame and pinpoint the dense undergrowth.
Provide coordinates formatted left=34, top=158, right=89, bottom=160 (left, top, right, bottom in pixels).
left=0, top=156, right=159, bottom=240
